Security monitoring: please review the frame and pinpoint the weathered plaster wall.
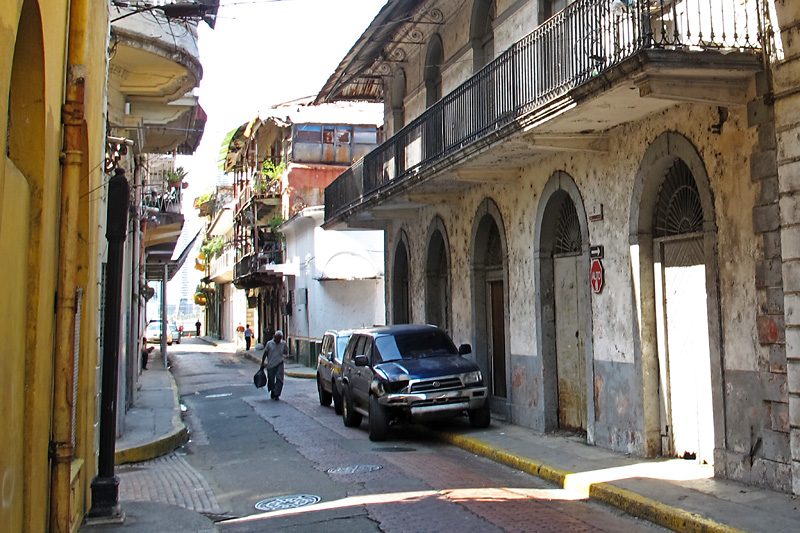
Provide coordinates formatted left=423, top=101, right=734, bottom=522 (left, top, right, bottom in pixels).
left=385, top=101, right=766, bottom=460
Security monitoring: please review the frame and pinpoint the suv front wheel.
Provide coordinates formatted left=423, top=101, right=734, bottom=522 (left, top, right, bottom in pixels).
left=342, top=385, right=362, bottom=427
left=368, top=395, right=389, bottom=441
left=468, top=401, right=491, bottom=429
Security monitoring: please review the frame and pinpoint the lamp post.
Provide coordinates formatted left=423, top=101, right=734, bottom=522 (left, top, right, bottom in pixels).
left=88, top=167, right=129, bottom=520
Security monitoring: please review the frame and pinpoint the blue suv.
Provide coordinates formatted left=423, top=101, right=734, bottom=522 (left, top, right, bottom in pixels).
left=340, top=324, right=490, bottom=441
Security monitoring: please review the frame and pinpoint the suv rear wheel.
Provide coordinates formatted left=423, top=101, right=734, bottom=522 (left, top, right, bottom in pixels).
left=332, top=380, right=343, bottom=415
left=468, top=401, right=491, bottom=429
left=368, top=395, right=389, bottom=441
left=342, top=386, right=362, bottom=427
left=317, top=374, right=332, bottom=406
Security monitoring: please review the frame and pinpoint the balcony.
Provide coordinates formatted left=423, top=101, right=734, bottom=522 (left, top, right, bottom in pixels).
left=234, top=181, right=282, bottom=216
left=233, top=249, right=286, bottom=289
left=325, top=0, right=762, bottom=225
left=208, top=246, right=235, bottom=283
left=109, top=13, right=206, bottom=154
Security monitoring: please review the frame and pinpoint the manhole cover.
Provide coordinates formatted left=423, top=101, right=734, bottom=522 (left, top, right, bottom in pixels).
left=327, top=464, right=383, bottom=474
left=254, top=495, right=320, bottom=512
left=372, top=447, right=416, bottom=453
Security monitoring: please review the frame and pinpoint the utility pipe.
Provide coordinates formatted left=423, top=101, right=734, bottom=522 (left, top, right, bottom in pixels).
left=51, top=0, right=88, bottom=528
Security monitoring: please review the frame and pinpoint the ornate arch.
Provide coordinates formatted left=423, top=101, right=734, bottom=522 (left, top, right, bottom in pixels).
left=629, top=131, right=723, bottom=458
left=533, top=171, right=593, bottom=434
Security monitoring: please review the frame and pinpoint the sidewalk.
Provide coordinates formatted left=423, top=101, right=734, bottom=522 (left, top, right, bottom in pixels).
left=86, top=339, right=800, bottom=532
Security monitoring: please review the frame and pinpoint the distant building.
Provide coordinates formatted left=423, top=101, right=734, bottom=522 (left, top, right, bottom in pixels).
left=199, top=98, right=383, bottom=350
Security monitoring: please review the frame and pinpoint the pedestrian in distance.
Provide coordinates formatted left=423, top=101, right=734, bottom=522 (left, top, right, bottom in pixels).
left=244, top=324, right=254, bottom=350
left=141, top=337, right=154, bottom=370
left=195, top=320, right=201, bottom=337
left=259, top=330, right=289, bottom=400
left=236, top=323, right=246, bottom=348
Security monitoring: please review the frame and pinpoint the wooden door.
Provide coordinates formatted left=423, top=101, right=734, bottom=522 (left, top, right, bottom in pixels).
left=659, top=237, right=714, bottom=463
left=489, top=279, right=507, bottom=398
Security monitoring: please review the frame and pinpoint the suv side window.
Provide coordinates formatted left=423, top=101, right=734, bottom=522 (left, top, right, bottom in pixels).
left=364, top=337, right=375, bottom=365
left=354, top=335, right=367, bottom=358
left=343, top=335, right=359, bottom=363
left=321, top=335, right=332, bottom=359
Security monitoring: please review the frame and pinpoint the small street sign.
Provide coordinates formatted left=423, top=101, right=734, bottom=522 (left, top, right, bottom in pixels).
left=590, top=258, right=604, bottom=294
left=590, top=245, right=604, bottom=259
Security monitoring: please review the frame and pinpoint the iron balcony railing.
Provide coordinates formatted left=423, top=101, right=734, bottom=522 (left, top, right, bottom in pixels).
left=326, top=0, right=761, bottom=220
left=234, top=250, right=285, bottom=280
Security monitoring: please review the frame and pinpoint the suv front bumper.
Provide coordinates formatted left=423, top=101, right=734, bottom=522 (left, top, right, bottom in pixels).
left=379, top=387, right=488, bottom=419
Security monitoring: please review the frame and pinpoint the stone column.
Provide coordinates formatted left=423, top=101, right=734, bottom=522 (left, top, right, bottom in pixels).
left=772, top=0, right=800, bottom=495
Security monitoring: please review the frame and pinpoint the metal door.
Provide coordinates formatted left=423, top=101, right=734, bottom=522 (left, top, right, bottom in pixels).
left=657, top=236, right=714, bottom=463
left=554, top=255, right=586, bottom=430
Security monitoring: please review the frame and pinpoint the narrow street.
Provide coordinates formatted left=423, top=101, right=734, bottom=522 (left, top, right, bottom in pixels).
left=117, top=340, right=667, bottom=532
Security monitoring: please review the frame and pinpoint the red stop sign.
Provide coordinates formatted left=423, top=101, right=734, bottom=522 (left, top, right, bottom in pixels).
left=590, top=259, right=604, bottom=294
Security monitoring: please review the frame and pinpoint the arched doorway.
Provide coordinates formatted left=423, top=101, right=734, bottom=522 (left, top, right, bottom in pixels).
left=392, top=232, right=410, bottom=324
left=631, top=132, right=720, bottom=464
left=471, top=200, right=508, bottom=406
left=425, top=218, right=450, bottom=332
left=2, top=0, right=45, bottom=528
left=535, top=172, right=592, bottom=435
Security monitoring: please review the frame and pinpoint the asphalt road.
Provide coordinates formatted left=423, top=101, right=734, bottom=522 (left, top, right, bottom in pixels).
left=161, top=340, right=668, bottom=532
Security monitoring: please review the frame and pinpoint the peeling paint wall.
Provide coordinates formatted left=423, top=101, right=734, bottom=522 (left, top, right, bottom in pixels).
left=383, top=100, right=780, bottom=470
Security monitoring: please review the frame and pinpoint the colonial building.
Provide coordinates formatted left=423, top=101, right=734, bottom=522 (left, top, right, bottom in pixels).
left=1, top=0, right=214, bottom=529
left=208, top=98, right=383, bottom=350
left=319, top=0, right=800, bottom=494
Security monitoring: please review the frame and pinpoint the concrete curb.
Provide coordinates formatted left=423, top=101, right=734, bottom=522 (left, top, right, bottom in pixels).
left=428, top=429, right=744, bottom=533
left=115, top=371, right=189, bottom=465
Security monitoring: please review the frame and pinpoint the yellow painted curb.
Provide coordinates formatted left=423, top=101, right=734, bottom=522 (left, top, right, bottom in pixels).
left=589, top=483, right=744, bottom=533
left=115, top=426, right=189, bottom=465
left=430, top=429, right=744, bottom=533
left=285, top=369, right=315, bottom=379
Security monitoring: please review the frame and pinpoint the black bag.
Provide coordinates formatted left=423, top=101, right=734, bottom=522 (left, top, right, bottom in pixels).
left=253, top=367, right=267, bottom=388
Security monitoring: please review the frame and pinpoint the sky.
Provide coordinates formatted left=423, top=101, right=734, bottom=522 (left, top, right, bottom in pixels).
left=163, top=0, right=387, bottom=310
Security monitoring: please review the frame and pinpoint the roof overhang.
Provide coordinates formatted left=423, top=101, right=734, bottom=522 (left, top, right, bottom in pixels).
left=315, top=0, right=425, bottom=104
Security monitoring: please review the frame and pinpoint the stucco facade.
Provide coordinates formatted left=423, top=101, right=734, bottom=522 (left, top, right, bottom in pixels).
left=1, top=0, right=109, bottom=530
left=282, top=207, right=385, bottom=366
left=320, top=0, right=800, bottom=494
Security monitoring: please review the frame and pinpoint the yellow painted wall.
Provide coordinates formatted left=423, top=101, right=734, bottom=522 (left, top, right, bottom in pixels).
left=1, top=0, right=108, bottom=530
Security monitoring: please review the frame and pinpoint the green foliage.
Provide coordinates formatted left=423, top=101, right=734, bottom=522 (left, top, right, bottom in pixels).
left=268, top=213, right=285, bottom=241
left=200, top=235, right=225, bottom=259
left=262, top=159, right=286, bottom=180
left=255, top=159, right=286, bottom=193
left=194, top=189, right=215, bottom=209
left=166, top=166, right=188, bottom=183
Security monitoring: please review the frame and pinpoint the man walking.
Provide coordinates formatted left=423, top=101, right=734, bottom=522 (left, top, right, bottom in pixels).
left=260, top=330, right=289, bottom=400
left=244, top=324, right=254, bottom=350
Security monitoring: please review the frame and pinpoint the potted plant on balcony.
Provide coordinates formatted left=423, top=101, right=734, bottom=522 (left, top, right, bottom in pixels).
left=166, top=166, right=189, bottom=190
left=194, top=190, right=215, bottom=216
left=255, top=159, right=286, bottom=195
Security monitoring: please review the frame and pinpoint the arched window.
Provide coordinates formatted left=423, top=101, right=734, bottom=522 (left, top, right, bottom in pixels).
left=391, top=69, right=406, bottom=134
left=471, top=0, right=495, bottom=72
left=425, top=34, right=444, bottom=108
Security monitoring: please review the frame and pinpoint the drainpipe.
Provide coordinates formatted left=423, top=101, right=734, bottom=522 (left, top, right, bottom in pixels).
left=51, top=0, right=88, bottom=528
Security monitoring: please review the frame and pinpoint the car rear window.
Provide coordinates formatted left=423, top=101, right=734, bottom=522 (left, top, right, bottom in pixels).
left=375, top=330, right=458, bottom=361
